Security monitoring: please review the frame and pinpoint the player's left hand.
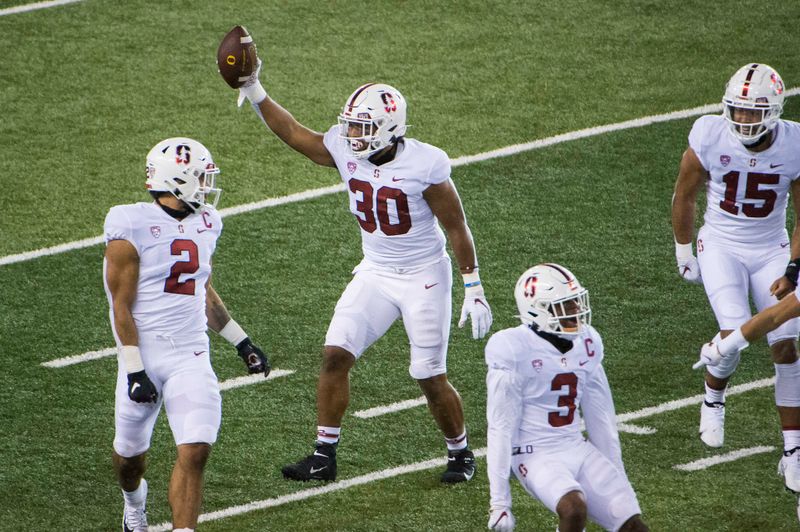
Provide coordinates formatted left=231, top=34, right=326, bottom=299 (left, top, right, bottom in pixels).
left=237, top=58, right=264, bottom=108
left=693, top=341, right=722, bottom=370
left=236, top=337, right=271, bottom=377
left=488, top=507, right=515, bottom=530
left=459, top=285, right=493, bottom=339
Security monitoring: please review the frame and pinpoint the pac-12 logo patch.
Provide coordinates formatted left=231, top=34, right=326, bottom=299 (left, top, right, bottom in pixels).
left=347, top=161, right=357, bottom=174
left=150, top=226, right=161, bottom=238
left=531, top=359, right=543, bottom=372
left=720, top=155, right=731, bottom=167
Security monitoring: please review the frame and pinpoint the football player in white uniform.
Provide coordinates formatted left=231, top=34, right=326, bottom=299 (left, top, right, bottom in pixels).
left=486, top=264, right=647, bottom=532
left=230, top=44, right=492, bottom=483
left=104, top=138, right=269, bottom=532
left=671, top=64, right=800, bottom=457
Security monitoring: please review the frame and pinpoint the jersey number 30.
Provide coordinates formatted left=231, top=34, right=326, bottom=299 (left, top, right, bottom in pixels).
left=349, top=179, right=412, bottom=235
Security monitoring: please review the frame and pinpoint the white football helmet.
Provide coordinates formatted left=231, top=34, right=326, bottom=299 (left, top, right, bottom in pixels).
left=145, top=137, right=221, bottom=212
left=722, top=63, right=785, bottom=145
left=338, top=83, right=407, bottom=159
left=514, top=263, right=591, bottom=337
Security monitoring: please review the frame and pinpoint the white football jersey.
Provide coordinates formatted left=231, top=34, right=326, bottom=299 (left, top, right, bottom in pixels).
left=689, top=115, right=800, bottom=243
left=323, top=126, right=449, bottom=267
left=485, top=324, right=624, bottom=509
left=103, top=202, right=222, bottom=340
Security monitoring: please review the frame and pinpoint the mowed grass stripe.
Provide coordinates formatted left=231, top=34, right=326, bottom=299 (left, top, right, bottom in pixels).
left=4, top=87, right=798, bottom=269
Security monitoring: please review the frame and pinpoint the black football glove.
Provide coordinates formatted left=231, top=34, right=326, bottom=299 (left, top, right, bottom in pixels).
left=236, top=337, right=271, bottom=377
left=127, top=370, right=158, bottom=403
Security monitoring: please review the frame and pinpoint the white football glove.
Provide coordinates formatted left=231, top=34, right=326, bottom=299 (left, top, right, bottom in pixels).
left=488, top=507, right=515, bottom=531
left=458, top=272, right=492, bottom=339
left=693, top=341, right=722, bottom=370
left=675, top=242, right=702, bottom=284
left=237, top=58, right=267, bottom=108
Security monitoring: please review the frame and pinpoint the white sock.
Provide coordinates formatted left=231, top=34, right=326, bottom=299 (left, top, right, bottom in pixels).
left=784, top=430, right=800, bottom=452
left=316, top=426, right=340, bottom=445
left=173, top=528, right=194, bottom=532
left=445, top=430, right=468, bottom=452
left=122, top=478, right=147, bottom=507
left=704, top=382, right=726, bottom=404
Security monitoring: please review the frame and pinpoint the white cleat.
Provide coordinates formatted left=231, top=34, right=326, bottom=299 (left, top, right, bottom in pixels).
left=779, top=447, right=800, bottom=494
left=122, top=478, right=149, bottom=532
left=699, top=401, right=725, bottom=448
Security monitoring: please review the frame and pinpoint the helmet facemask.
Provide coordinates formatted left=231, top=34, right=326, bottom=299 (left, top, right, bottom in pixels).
left=535, top=291, right=592, bottom=336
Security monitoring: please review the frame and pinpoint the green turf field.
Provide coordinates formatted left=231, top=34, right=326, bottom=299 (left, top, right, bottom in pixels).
left=2, top=1, right=800, bottom=530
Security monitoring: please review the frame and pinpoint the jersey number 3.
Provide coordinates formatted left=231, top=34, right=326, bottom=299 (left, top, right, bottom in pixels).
left=548, top=372, right=578, bottom=427
left=164, top=239, right=199, bottom=295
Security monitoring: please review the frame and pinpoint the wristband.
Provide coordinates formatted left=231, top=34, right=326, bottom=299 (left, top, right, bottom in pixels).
left=462, top=270, right=481, bottom=288
left=785, top=258, right=800, bottom=286
left=220, top=319, right=248, bottom=346
left=119, top=345, right=144, bottom=374
left=242, top=81, right=267, bottom=105
left=675, top=241, right=694, bottom=259
left=716, top=328, right=749, bottom=357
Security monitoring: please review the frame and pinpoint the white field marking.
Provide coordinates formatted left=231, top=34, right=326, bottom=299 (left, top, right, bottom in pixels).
left=5, top=87, right=800, bottom=268
left=0, top=0, right=83, bottom=16
left=352, top=396, right=427, bottom=418
left=149, top=374, right=779, bottom=530
left=150, top=448, right=488, bottom=532
left=218, top=369, right=294, bottom=391
left=616, top=377, right=775, bottom=423
left=41, top=346, right=115, bottom=368
left=616, top=422, right=656, bottom=435
left=673, top=445, right=776, bottom=472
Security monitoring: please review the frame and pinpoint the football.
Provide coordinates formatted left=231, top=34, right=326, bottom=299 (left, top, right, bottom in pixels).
left=217, top=25, right=258, bottom=89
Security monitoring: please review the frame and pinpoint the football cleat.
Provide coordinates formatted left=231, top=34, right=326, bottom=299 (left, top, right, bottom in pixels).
left=699, top=400, right=725, bottom=448
left=281, top=443, right=337, bottom=481
left=779, top=447, right=800, bottom=493
left=122, top=478, right=149, bottom=532
left=441, top=448, right=476, bottom=483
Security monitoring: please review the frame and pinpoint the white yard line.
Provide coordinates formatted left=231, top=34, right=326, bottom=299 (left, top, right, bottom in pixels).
left=352, top=396, right=427, bottom=418
left=41, top=346, right=115, bottom=368
left=4, top=87, right=799, bottom=268
left=673, top=446, right=776, bottom=472
left=617, top=422, right=656, bottom=435
left=0, top=0, right=82, bottom=16
left=219, top=370, right=294, bottom=390
left=150, top=377, right=779, bottom=530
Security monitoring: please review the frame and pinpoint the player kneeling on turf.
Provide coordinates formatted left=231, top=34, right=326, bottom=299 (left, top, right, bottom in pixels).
left=485, top=264, right=648, bottom=532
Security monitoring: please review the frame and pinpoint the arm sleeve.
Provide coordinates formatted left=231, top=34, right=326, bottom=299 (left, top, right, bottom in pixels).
left=104, top=207, right=140, bottom=254
left=425, top=147, right=451, bottom=186
left=582, top=364, right=625, bottom=473
left=687, top=116, right=710, bottom=170
left=322, top=125, right=344, bottom=175
left=485, top=334, right=523, bottom=509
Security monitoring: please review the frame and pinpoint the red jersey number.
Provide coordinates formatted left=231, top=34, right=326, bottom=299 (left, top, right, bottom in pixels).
left=719, top=171, right=780, bottom=218
left=548, top=372, right=578, bottom=427
left=164, top=239, right=199, bottom=295
left=348, top=179, right=412, bottom=235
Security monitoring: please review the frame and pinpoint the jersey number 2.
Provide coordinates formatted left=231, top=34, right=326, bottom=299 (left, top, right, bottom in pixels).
left=548, top=372, right=578, bottom=427
left=348, top=179, right=412, bottom=235
left=164, top=239, right=198, bottom=295
left=719, top=171, right=779, bottom=218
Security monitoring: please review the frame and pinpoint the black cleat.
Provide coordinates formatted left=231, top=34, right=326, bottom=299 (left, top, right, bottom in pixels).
left=441, top=448, right=476, bottom=483
left=281, top=443, right=337, bottom=481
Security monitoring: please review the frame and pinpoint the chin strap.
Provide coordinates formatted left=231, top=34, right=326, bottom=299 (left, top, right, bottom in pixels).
left=155, top=197, right=192, bottom=220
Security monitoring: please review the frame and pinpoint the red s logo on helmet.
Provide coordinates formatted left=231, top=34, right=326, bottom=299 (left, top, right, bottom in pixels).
left=381, top=93, right=396, bottom=113
left=524, top=276, right=537, bottom=298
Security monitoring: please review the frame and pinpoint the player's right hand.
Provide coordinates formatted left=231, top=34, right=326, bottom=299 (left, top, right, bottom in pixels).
left=488, top=507, right=515, bottom=531
left=127, top=370, right=158, bottom=403
left=693, top=342, right=722, bottom=370
left=676, top=254, right=702, bottom=284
